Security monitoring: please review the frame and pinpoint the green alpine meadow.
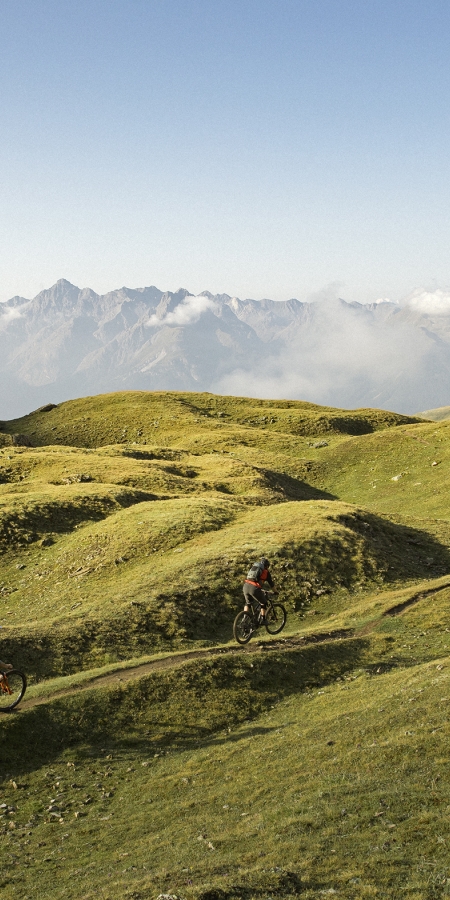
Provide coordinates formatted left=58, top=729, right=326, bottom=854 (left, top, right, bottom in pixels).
left=1, top=389, right=450, bottom=900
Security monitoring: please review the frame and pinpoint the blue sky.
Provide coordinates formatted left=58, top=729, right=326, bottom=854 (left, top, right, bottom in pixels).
left=1, top=0, right=450, bottom=303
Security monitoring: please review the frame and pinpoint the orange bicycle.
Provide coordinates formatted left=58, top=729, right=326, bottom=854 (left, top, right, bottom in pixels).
left=0, top=670, right=27, bottom=711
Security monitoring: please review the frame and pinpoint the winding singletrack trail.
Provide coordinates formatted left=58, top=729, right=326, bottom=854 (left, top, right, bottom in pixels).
left=18, top=628, right=353, bottom=712
left=14, top=578, right=450, bottom=713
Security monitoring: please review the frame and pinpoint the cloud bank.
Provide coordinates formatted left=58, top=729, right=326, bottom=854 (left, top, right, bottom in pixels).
left=146, top=294, right=217, bottom=328
left=213, top=296, right=436, bottom=412
left=404, top=288, right=450, bottom=315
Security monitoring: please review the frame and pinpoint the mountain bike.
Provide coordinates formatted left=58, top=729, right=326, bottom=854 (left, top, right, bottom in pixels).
left=233, top=591, right=287, bottom=644
left=0, top=670, right=27, bottom=711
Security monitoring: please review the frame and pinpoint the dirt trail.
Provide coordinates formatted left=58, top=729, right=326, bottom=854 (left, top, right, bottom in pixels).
left=17, top=579, right=450, bottom=712
left=19, top=628, right=352, bottom=711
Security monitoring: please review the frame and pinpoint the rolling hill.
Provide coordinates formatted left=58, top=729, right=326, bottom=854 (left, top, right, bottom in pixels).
left=1, top=391, right=450, bottom=899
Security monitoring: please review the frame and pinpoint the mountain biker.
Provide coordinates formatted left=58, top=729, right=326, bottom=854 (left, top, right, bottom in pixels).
left=243, top=557, right=277, bottom=624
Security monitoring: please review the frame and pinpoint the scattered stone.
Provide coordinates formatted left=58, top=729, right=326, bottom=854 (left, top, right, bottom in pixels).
left=63, top=473, right=93, bottom=484
left=156, top=895, right=184, bottom=900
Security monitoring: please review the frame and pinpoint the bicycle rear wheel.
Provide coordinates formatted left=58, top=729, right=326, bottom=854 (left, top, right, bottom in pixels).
left=265, top=603, right=286, bottom=635
left=0, top=670, right=27, bottom=711
left=233, top=611, right=254, bottom=644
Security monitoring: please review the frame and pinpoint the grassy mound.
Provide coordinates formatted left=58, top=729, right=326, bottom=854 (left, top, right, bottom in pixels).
left=1, top=390, right=450, bottom=898
left=1, top=497, right=448, bottom=677
left=417, top=405, right=450, bottom=421
left=1, top=391, right=419, bottom=449
left=2, top=582, right=450, bottom=899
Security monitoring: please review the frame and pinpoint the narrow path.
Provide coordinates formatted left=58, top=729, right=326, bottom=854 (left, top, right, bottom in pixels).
left=382, top=580, right=450, bottom=616
left=17, top=578, right=450, bottom=712
left=19, top=628, right=352, bottom=711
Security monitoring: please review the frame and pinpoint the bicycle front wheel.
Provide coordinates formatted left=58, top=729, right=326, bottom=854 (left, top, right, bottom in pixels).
left=233, top=611, right=254, bottom=644
left=265, top=604, right=286, bottom=635
left=0, top=670, right=27, bottom=711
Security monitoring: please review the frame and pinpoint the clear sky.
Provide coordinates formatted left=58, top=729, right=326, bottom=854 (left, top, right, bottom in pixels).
left=1, top=0, right=450, bottom=304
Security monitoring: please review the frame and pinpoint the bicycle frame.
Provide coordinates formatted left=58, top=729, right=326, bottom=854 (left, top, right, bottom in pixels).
left=245, top=590, right=273, bottom=620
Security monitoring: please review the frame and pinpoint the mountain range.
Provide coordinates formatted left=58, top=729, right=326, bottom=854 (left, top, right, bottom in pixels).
left=1, top=278, right=450, bottom=418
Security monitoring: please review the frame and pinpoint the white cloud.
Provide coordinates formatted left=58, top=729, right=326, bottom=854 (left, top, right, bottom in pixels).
left=0, top=304, right=27, bottom=331
left=146, top=294, right=217, bottom=328
left=403, top=288, right=450, bottom=315
left=213, top=294, right=426, bottom=410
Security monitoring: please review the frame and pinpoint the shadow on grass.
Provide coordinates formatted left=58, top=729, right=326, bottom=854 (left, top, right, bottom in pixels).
left=260, top=468, right=337, bottom=501
left=0, top=636, right=369, bottom=776
left=5, top=506, right=450, bottom=682
left=333, top=510, right=450, bottom=583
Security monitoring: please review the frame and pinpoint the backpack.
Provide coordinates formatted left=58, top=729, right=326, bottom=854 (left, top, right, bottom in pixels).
left=246, top=560, right=265, bottom=582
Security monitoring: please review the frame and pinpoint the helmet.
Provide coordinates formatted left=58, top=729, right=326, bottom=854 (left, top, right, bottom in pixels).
left=260, top=557, right=270, bottom=568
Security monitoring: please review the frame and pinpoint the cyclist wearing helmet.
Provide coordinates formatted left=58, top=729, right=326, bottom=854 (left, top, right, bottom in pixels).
left=243, top=557, right=277, bottom=623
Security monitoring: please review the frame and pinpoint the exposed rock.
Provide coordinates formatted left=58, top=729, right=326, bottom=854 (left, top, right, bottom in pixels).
left=11, top=434, right=33, bottom=447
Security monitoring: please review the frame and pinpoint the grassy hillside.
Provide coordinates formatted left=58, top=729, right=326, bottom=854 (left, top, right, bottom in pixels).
left=0, top=391, right=420, bottom=448
left=2, top=581, right=450, bottom=899
left=1, top=390, right=450, bottom=899
left=417, top=405, right=450, bottom=421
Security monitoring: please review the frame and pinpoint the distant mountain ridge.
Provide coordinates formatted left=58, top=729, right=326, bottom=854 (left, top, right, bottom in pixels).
left=1, top=278, right=450, bottom=418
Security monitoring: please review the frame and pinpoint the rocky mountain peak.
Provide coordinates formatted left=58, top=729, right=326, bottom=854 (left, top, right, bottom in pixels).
left=0, top=280, right=449, bottom=418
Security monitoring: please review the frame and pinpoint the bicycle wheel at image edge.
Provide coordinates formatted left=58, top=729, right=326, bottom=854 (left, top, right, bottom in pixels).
left=0, top=671, right=27, bottom=711
left=233, top=611, right=254, bottom=644
left=265, top=603, right=287, bottom=635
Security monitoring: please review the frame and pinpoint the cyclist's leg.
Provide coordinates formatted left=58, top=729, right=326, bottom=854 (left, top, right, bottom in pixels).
left=243, top=585, right=253, bottom=615
left=244, top=585, right=266, bottom=621
left=256, top=587, right=268, bottom=621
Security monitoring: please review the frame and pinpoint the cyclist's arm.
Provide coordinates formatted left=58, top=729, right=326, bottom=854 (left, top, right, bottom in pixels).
left=266, top=572, right=277, bottom=592
left=0, top=660, right=13, bottom=671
